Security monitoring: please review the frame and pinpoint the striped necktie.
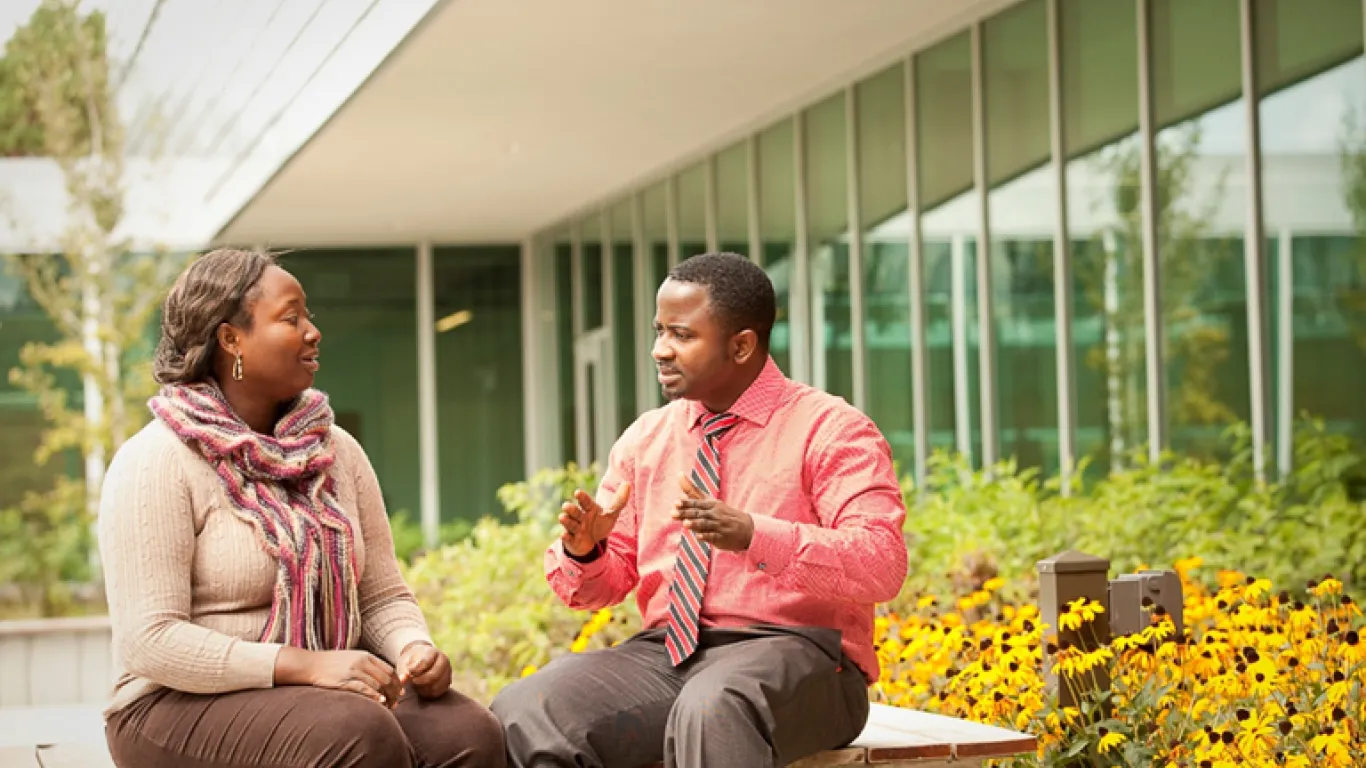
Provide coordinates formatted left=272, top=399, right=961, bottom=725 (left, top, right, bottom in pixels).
left=664, top=411, right=740, bottom=665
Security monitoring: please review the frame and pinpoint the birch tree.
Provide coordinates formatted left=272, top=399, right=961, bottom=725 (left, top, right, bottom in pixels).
left=1078, top=124, right=1236, bottom=469
left=0, top=0, right=183, bottom=608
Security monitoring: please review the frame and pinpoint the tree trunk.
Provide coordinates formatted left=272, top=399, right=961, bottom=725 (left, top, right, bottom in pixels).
left=1103, top=231, right=1125, bottom=470
left=81, top=260, right=106, bottom=578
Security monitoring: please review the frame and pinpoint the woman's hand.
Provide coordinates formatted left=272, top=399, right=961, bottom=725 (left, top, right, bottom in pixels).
left=275, top=647, right=401, bottom=706
left=397, top=641, right=453, bottom=700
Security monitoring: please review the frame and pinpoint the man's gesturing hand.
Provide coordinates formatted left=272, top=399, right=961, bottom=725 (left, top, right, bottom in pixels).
left=672, top=474, right=755, bottom=552
left=559, top=482, right=631, bottom=557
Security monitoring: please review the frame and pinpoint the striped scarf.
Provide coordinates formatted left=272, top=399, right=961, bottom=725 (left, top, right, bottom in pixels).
left=149, top=382, right=361, bottom=652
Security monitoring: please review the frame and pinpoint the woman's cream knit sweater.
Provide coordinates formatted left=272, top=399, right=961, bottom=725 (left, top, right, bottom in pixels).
left=97, top=419, right=433, bottom=716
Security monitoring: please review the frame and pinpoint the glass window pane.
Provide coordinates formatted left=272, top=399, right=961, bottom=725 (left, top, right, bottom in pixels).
left=716, top=141, right=750, bottom=255
left=805, top=93, right=854, bottom=403
left=759, top=119, right=797, bottom=377
left=643, top=181, right=671, bottom=293
left=610, top=200, right=637, bottom=424
left=985, top=0, right=1058, bottom=473
left=677, top=162, right=708, bottom=260
left=0, top=273, right=68, bottom=511
left=433, top=246, right=524, bottom=524
left=1257, top=0, right=1366, bottom=448
left=1062, top=0, right=1146, bottom=473
left=580, top=214, right=604, bottom=330
left=918, top=31, right=977, bottom=459
left=279, top=249, right=419, bottom=519
left=1152, top=0, right=1252, bottom=458
left=857, top=63, right=916, bottom=471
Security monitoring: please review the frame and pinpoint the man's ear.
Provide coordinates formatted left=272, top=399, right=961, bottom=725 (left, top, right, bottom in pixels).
left=731, top=329, right=759, bottom=365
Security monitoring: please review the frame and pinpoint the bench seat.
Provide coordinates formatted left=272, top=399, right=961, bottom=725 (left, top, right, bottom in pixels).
left=645, top=703, right=1037, bottom=767
left=801, top=704, right=1037, bottom=765
left=6, top=704, right=1037, bottom=768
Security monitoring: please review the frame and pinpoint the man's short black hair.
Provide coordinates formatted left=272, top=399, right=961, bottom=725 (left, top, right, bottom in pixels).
left=668, top=252, right=776, bottom=349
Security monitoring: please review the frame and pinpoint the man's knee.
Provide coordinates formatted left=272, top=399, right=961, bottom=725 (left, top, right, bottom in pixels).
left=668, top=681, right=764, bottom=732
left=490, top=675, right=553, bottom=762
left=489, top=674, right=542, bottom=727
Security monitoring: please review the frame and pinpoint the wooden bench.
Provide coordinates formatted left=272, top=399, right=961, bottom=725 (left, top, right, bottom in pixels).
left=643, top=703, right=1036, bottom=767
left=791, top=704, right=1036, bottom=766
left=4, top=704, right=1036, bottom=768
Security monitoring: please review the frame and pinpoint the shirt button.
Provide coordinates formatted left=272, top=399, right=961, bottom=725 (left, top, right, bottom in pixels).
left=757, top=562, right=767, bottom=571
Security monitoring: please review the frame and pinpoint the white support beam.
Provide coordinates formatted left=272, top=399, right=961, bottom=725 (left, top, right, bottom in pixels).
left=846, top=86, right=868, bottom=412
left=1240, top=0, right=1272, bottom=482
left=1047, top=0, right=1078, bottom=493
left=415, top=241, right=440, bottom=548
left=970, top=21, right=999, bottom=469
left=904, top=55, right=930, bottom=491
left=1137, top=0, right=1167, bottom=463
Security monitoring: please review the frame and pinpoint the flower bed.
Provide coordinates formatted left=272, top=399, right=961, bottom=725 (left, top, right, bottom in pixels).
left=869, top=559, right=1364, bottom=766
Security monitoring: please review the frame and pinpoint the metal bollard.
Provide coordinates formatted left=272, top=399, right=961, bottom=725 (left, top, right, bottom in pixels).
left=1110, top=570, right=1184, bottom=639
left=1037, top=550, right=1111, bottom=709
left=1038, top=550, right=1188, bottom=710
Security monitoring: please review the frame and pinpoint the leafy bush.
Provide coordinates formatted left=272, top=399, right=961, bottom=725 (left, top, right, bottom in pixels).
left=388, top=509, right=474, bottom=563
left=403, top=463, right=642, bottom=703
left=0, top=476, right=96, bottom=617
left=901, top=419, right=1366, bottom=604
left=408, top=421, right=1366, bottom=708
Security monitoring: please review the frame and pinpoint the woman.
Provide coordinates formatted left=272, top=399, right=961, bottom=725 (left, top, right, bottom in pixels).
left=99, top=249, right=505, bottom=768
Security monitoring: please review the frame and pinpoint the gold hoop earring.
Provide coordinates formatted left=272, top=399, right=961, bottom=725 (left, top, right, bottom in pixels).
left=232, top=353, right=244, bottom=381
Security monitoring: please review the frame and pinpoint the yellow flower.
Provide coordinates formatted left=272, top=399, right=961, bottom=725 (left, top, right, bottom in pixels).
left=1098, top=731, right=1126, bottom=754
left=1243, top=578, right=1272, bottom=602
left=1308, top=729, right=1351, bottom=765
left=708, top=562, right=1366, bottom=765
left=1311, top=577, right=1343, bottom=598
left=1065, top=597, right=1105, bottom=623
left=1174, top=555, right=1203, bottom=574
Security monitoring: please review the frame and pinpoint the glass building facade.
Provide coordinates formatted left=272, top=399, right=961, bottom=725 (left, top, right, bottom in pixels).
left=529, top=0, right=1366, bottom=490
left=3, top=0, right=1365, bottom=534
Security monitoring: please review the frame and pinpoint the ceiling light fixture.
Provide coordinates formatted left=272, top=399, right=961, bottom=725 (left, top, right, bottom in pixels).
left=435, top=309, right=472, bottom=332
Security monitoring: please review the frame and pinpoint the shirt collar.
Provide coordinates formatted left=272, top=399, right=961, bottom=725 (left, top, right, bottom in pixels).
left=688, top=356, right=788, bottom=430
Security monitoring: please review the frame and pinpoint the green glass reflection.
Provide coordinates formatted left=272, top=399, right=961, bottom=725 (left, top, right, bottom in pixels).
left=433, top=246, right=524, bottom=524
left=805, top=93, right=853, bottom=403
left=917, top=30, right=977, bottom=463
left=760, top=119, right=797, bottom=377
left=985, top=0, right=1059, bottom=473
left=279, top=249, right=420, bottom=519
left=1061, top=0, right=1147, bottom=474
left=1256, top=0, right=1366, bottom=453
left=858, top=63, right=916, bottom=471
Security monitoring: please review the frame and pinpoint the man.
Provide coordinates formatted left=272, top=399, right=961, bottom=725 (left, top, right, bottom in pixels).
left=491, top=253, right=908, bottom=768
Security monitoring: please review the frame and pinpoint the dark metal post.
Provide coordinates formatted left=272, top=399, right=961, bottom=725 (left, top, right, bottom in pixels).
left=1037, top=550, right=1111, bottom=708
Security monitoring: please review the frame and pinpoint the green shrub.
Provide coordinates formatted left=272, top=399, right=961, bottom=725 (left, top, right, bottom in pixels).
left=0, top=476, right=94, bottom=617
left=403, top=463, right=642, bottom=703
left=388, top=509, right=475, bottom=563
left=406, top=421, right=1366, bottom=702
left=901, top=418, right=1366, bottom=605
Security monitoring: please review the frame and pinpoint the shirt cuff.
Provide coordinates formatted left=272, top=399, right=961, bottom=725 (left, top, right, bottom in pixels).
left=565, top=540, right=606, bottom=564
left=747, top=515, right=798, bottom=578
left=553, top=539, right=610, bottom=583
